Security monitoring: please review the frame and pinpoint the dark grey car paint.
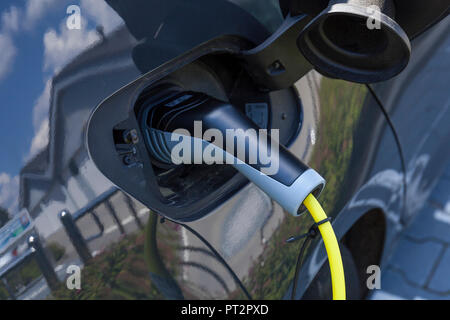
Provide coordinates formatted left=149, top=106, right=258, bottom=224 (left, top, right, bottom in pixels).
left=2, top=1, right=449, bottom=299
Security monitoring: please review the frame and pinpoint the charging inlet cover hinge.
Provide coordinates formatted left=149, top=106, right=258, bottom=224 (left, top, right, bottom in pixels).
left=240, top=13, right=313, bottom=91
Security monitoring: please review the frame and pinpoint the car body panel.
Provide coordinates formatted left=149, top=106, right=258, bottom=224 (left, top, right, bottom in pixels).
left=152, top=71, right=404, bottom=299
left=0, top=0, right=447, bottom=300
left=371, top=16, right=450, bottom=224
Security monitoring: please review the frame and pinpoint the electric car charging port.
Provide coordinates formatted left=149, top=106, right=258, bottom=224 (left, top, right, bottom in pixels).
left=125, top=53, right=305, bottom=216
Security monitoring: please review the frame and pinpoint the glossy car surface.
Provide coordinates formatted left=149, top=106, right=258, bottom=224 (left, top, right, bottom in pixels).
left=0, top=0, right=448, bottom=299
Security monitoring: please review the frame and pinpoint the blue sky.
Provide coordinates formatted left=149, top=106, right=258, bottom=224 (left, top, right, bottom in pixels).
left=0, top=0, right=122, bottom=213
left=0, top=0, right=71, bottom=174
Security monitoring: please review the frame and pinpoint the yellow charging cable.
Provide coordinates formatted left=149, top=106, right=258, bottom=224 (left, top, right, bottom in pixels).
left=303, top=194, right=346, bottom=300
left=145, top=193, right=346, bottom=300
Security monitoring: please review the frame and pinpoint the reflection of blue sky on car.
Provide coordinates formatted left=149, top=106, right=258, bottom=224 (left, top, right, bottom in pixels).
left=0, top=0, right=122, bottom=214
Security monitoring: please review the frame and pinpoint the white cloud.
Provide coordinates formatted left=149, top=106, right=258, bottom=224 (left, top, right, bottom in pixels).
left=43, top=18, right=99, bottom=73
left=17, top=1, right=123, bottom=165
left=42, top=1, right=125, bottom=73
left=0, top=173, right=11, bottom=186
left=26, top=80, right=52, bottom=161
left=0, top=173, right=19, bottom=215
left=2, top=0, right=70, bottom=32
left=0, top=33, right=16, bottom=81
left=26, top=2, right=119, bottom=160
left=23, top=0, right=60, bottom=29
left=22, top=78, right=51, bottom=162
left=0, top=1, right=123, bottom=212
left=0, top=6, right=19, bottom=82
left=80, top=0, right=123, bottom=33
left=28, top=118, right=49, bottom=160
left=1, top=6, right=20, bottom=32
left=32, top=79, right=51, bottom=130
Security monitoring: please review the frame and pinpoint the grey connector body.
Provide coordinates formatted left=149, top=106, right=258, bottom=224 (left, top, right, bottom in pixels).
left=140, top=88, right=325, bottom=216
